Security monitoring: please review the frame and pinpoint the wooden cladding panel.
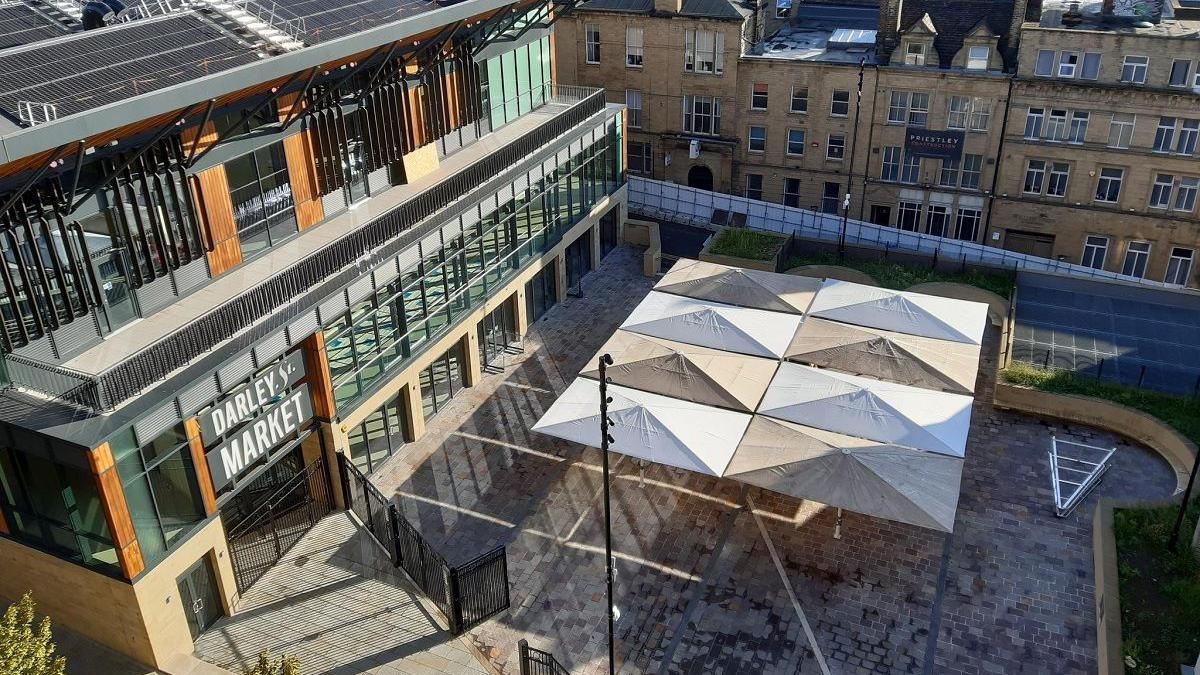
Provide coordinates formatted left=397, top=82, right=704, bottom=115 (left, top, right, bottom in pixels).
left=282, top=129, right=324, bottom=230
left=0, top=506, right=8, bottom=535
left=181, top=121, right=220, bottom=161
left=184, top=418, right=218, bottom=516
left=193, top=164, right=242, bottom=276
left=300, top=334, right=337, bottom=421
left=87, top=443, right=145, bottom=580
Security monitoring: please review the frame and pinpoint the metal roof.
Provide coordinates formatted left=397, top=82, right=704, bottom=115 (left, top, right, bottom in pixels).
left=576, top=0, right=652, bottom=12
left=678, top=0, right=743, bottom=19
left=0, top=0, right=515, bottom=165
left=276, top=0, right=434, bottom=43
left=0, top=12, right=260, bottom=124
left=0, top=2, right=68, bottom=50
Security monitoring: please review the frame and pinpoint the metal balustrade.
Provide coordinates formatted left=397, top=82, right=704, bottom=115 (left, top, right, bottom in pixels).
left=5, top=86, right=606, bottom=412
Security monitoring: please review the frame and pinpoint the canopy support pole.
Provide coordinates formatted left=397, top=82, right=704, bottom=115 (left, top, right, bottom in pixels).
left=598, top=353, right=617, bottom=675
left=833, top=508, right=844, bottom=540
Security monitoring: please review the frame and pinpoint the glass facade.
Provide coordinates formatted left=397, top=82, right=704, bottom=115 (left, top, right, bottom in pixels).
left=485, top=35, right=552, bottom=130
left=0, top=438, right=119, bottom=576
left=420, top=343, right=466, bottom=420
left=525, top=263, right=557, bottom=323
left=224, top=142, right=298, bottom=260
left=110, top=425, right=207, bottom=566
left=323, top=120, right=623, bottom=412
left=345, top=389, right=409, bottom=475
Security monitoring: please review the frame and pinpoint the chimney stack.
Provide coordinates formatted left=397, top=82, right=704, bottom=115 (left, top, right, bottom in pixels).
left=876, top=0, right=904, bottom=64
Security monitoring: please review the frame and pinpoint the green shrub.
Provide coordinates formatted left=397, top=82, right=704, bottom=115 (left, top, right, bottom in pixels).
left=0, top=593, right=66, bottom=675
left=783, top=251, right=1014, bottom=297
left=244, top=651, right=300, bottom=675
left=707, top=228, right=784, bottom=261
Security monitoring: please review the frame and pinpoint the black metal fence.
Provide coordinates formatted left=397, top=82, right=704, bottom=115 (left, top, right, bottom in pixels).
left=518, top=639, right=570, bottom=675
left=226, top=455, right=334, bottom=594
left=339, top=454, right=511, bottom=635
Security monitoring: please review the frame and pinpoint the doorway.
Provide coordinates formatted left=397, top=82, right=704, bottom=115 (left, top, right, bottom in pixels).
left=687, top=165, right=713, bottom=191
left=1003, top=230, right=1056, bottom=258
left=479, top=297, right=520, bottom=371
left=177, top=555, right=222, bottom=641
left=869, top=205, right=892, bottom=226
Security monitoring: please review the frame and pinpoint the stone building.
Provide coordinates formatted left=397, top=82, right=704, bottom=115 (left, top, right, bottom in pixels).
left=556, top=0, right=1200, bottom=286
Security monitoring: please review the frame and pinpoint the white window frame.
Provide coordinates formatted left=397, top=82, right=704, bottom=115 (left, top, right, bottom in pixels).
left=786, top=128, right=805, bottom=156
left=1081, top=235, right=1108, bottom=269
left=1080, top=52, right=1102, bottom=80
left=1150, top=173, right=1174, bottom=209
left=684, top=29, right=724, bottom=74
left=625, top=27, right=644, bottom=68
left=783, top=178, right=801, bottom=207
left=947, top=95, right=969, bottom=130
left=1058, top=51, right=1079, bottom=78
left=747, top=125, right=766, bottom=153
left=750, top=83, right=768, bottom=110
left=682, top=94, right=721, bottom=135
left=1154, top=116, right=1177, bottom=153
left=905, top=42, right=926, bottom=66
left=888, top=91, right=909, bottom=124
left=585, top=24, right=600, bottom=64
left=1177, top=119, right=1199, bottom=155
left=1175, top=177, right=1199, bottom=212
left=897, top=200, right=923, bottom=231
left=1046, top=109, right=1068, bottom=142
left=961, top=154, right=982, bottom=189
left=1107, top=113, right=1135, bottom=148
left=1165, top=247, right=1194, bottom=286
left=789, top=86, right=808, bottom=113
left=954, top=207, right=982, bottom=241
left=881, top=146, right=900, bottom=181
left=744, top=173, right=763, bottom=200
left=1024, top=107, right=1045, bottom=139
left=830, top=90, right=850, bottom=117
left=625, top=89, right=643, bottom=129
left=1122, top=241, right=1151, bottom=278
left=1023, top=159, right=1046, bottom=194
left=907, top=92, right=930, bottom=127
left=1034, top=49, right=1054, bottom=76
left=1121, top=55, right=1148, bottom=84
left=1095, top=167, right=1124, bottom=203
left=966, top=46, right=990, bottom=70
left=1170, top=59, right=1192, bottom=87
left=1068, top=111, right=1089, bottom=144
left=627, top=140, right=652, bottom=174
left=1047, top=162, right=1070, bottom=197
left=826, top=134, right=846, bottom=160
left=900, top=153, right=920, bottom=183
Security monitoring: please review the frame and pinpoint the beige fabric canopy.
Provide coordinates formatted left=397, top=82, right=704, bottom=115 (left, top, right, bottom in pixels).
left=656, top=259, right=820, bottom=314
left=581, top=331, right=778, bottom=412
left=726, top=416, right=964, bottom=532
left=786, top=317, right=980, bottom=394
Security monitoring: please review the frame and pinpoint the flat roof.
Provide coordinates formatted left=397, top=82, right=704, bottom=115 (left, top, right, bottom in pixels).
left=749, top=3, right=879, bottom=63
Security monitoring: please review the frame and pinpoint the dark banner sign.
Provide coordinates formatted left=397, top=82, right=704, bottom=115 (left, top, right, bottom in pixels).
left=904, top=128, right=965, bottom=160
left=206, top=386, right=314, bottom=490
left=199, top=351, right=305, bottom=442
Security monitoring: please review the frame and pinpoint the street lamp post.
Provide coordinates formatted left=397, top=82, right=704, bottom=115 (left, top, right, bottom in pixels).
left=1168, top=446, right=1199, bottom=551
left=598, top=353, right=617, bottom=675
left=840, top=57, right=867, bottom=256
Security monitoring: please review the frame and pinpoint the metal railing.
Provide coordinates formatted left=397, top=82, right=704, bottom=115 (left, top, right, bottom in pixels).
left=518, top=640, right=570, bottom=675
left=340, top=455, right=512, bottom=635
left=5, top=86, right=606, bottom=412
left=628, top=177, right=1189, bottom=290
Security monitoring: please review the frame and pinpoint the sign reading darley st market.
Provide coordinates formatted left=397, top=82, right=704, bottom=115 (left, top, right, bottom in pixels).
left=199, top=351, right=305, bottom=441
left=206, top=387, right=314, bottom=489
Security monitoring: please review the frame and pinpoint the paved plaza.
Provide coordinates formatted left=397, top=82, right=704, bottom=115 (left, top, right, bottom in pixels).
left=195, top=513, right=486, bottom=675
left=365, top=245, right=1177, bottom=675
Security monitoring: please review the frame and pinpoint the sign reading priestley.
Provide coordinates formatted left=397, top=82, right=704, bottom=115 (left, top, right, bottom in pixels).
left=199, top=350, right=313, bottom=489
left=904, top=128, right=965, bottom=161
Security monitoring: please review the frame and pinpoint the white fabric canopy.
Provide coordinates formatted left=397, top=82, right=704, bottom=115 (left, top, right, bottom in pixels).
left=620, top=291, right=801, bottom=359
left=808, top=279, right=989, bottom=345
left=655, top=259, right=820, bottom=314
left=757, top=362, right=973, bottom=458
left=531, top=378, right=752, bottom=477
left=727, top=416, right=963, bottom=532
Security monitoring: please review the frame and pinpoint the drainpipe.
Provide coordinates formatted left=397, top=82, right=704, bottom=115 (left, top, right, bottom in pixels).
left=983, top=75, right=1016, bottom=244
left=855, top=63, right=880, bottom=223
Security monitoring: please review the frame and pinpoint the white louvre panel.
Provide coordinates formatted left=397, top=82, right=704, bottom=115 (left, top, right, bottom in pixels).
left=959, top=195, right=985, bottom=208
left=51, top=315, right=101, bottom=356
left=513, top=173, right=529, bottom=194
left=178, top=374, right=220, bottom=416
left=216, top=351, right=256, bottom=392
left=321, top=190, right=347, bottom=217
left=133, top=401, right=181, bottom=447
left=460, top=204, right=481, bottom=232
left=441, top=215, right=465, bottom=243
left=928, top=192, right=955, bottom=205
left=173, top=257, right=211, bottom=295
left=528, top=164, right=544, bottom=186
left=253, top=329, right=289, bottom=366
left=286, top=311, right=319, bottom=345
left=373, top=259, right=400, bottom=287
left=11, top=334, right=55, bottom=361
left=495, top=182, right=513, bottom=204
left=368, top=167, right=390, bottom=195
left=420, top=230, right=442, bottom=258
left=317, top=292, right=349, bottom=325
left=570, top=136, right=585, bottom=157
left=477, top=194, right=498, bottom=221
left=541, top=155, right=557, bottom=177
left=395, top=243, right=422, bottom=276
left=347, top=275, right=375, bottom=306
left=900, top=188, right=925, bottom=200
left=135, top=275, right=176, bottom=315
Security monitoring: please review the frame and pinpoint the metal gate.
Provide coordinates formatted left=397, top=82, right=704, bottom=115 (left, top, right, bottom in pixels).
left=225, top=455, right=333, bottom=594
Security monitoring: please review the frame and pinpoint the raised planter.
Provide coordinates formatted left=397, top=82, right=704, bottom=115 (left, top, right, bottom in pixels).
left=993, top=380, right=1199, bottom=675
left=699, top=226, right=787, bottom=272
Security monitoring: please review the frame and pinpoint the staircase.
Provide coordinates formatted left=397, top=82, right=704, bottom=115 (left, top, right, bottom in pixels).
left=35, top=0, right=192, bottom=26
left=196, top=0, right=306, bottom=52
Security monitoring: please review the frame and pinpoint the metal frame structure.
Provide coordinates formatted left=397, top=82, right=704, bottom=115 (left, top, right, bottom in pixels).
left=1048, top=435, right=1116, bottom=517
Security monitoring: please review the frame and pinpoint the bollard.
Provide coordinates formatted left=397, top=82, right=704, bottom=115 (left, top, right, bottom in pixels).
left=1137, top=364, right=1147, bottom=388
left=1097, top=358, right=1105, bottom=377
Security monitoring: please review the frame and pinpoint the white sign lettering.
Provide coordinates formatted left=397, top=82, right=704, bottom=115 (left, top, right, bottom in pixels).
left=206, top=386, right=314, bottom=489
left=199, top=351, right=305, bottom=442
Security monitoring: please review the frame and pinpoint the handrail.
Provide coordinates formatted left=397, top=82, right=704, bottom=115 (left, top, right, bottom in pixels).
left=4, top=86, right=606, bottom=412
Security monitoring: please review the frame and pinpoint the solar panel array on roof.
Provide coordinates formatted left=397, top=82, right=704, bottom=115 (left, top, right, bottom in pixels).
left=274, top=0, right=432, bottom=43
left=1011, top=272, right=1200, bottom=395
left=0, top=3, right=68, bottom=50
left=0, top=12, right=260, bottom=123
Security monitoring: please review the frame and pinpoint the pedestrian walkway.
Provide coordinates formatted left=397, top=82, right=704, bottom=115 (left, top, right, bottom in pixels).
left=194, top=513, right=488, bottom=675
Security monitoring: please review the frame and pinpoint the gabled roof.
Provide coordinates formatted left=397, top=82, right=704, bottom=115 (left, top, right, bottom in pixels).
left=896, top=0, right=1014, bottom=69
left=906, top=12, right=938, bottom=34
